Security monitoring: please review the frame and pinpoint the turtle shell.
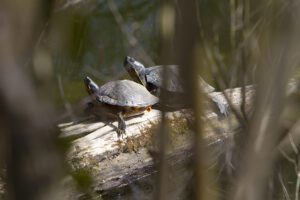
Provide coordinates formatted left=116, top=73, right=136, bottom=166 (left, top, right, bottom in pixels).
left=96, top=80, right=159, bottom=107
left=145, top=65, right=216, bottom=94
left=145, top=65, right=185, bottom=93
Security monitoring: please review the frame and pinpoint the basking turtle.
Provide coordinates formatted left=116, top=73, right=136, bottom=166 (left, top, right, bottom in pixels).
left=123, top=56, right=228, bottom=116
left=124, top=56, right=214, bottom=94
left=84, top=76, right=159, bottom=136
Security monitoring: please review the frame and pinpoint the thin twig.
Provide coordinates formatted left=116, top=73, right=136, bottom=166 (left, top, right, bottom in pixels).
left=107, top=0, right=154, bottom=66
left=278, top=172, right=291, bottom=200
left=296, top=170, right=300, bottom=200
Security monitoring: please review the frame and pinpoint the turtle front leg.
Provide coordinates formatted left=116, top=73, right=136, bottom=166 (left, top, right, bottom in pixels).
left=211, top=95, right=230, bottom=118
left=117, top=112, right=126, bottom=137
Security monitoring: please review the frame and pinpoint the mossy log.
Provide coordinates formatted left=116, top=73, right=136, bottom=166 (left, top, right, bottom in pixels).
left=58, top=85, right=255, bottom=198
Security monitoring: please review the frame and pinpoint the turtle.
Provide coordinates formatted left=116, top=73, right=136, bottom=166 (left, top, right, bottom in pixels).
left=84, top=76, right=159, bottom=136
left=123, top=56, right=229, bottom=116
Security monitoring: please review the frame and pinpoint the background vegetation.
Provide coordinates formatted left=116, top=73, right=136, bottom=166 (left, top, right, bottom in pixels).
left=1, top=0, right=300, bottom=199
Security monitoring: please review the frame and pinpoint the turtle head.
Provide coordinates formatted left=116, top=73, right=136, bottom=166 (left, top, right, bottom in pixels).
left=123, top=56, right=147, bottom=87
left=84, top=76, right=99, bottom=95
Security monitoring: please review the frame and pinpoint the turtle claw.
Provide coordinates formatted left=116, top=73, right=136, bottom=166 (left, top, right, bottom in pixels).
left=117, top=128, right=126, bottom=138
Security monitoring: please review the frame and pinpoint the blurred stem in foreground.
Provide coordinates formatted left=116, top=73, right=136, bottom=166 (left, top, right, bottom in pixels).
left=0, top=1, right=63, bottom=200
left=155, top=0, right=174, bottom=199
left=175, top=0, right=212, bottom=199
left=231, top=1, right=299, bottom=200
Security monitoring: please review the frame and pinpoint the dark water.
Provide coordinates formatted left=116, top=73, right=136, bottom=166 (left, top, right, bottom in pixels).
left=45, top=1, right=160, bottom=114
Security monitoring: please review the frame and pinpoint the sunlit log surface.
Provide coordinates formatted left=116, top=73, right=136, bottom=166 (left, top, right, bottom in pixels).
left=60, top=86, right=254, bottom=148
left=57, top=85, right=255, bottom=198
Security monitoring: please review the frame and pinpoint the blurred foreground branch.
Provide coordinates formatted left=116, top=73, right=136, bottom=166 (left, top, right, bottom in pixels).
left=0, top=1, right=63, bottom=200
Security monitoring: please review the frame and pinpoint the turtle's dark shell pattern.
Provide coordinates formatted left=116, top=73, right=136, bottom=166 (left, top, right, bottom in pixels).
left=95, top=80, right=159, bottom=107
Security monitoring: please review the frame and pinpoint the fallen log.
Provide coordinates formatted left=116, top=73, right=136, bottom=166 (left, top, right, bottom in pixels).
left=59, top=85, right=255, bottom=198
